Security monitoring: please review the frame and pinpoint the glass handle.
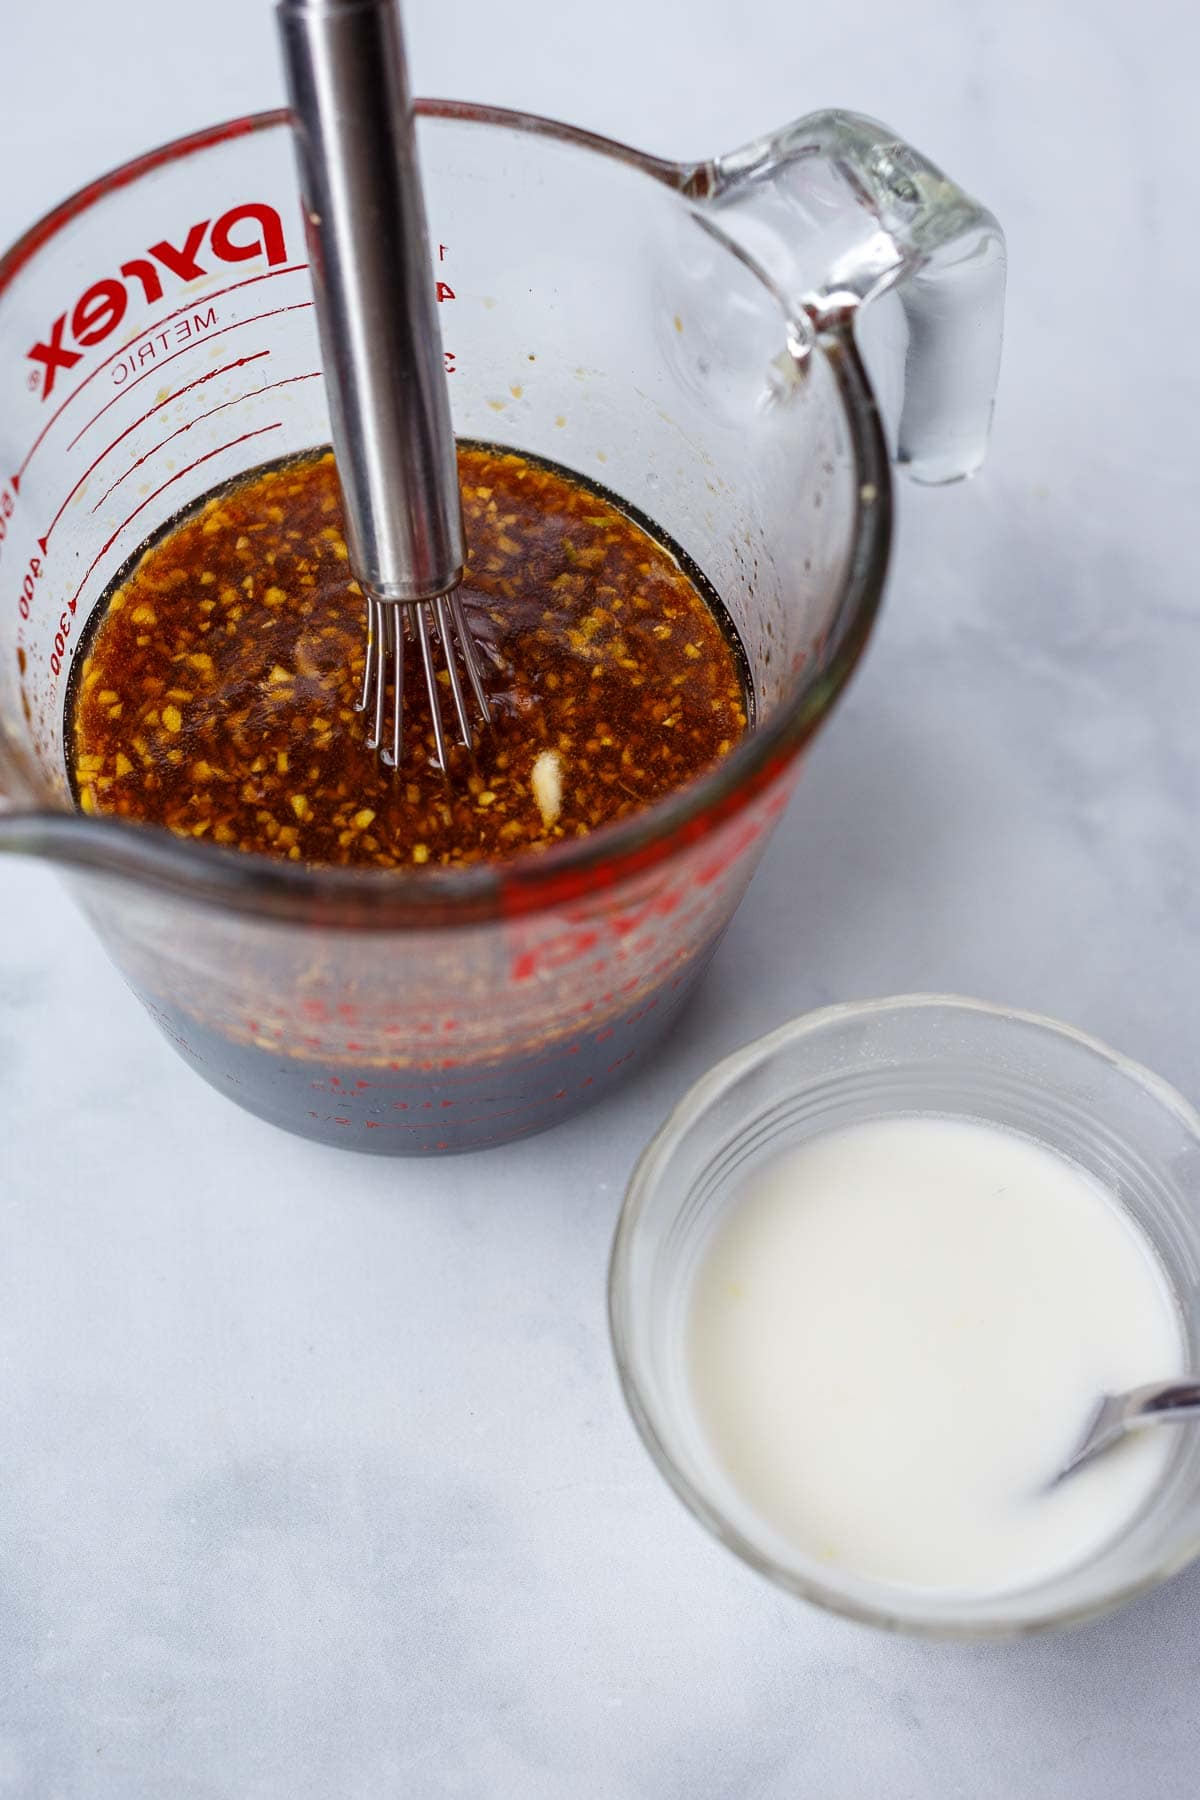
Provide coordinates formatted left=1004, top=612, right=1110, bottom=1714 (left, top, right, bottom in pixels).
left=688, top=110, right=1006, bottom=484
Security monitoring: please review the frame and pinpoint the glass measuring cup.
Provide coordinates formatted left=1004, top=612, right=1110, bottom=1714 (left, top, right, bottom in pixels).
left=0, top=105, right=1004, bottom=1154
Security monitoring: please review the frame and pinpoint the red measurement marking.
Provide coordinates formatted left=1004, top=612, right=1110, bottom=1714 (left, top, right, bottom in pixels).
left=12, top=264, right=307, bottom=488
left=66, top=302, right=313, bottom=454
left=90, top=373, right=320, bottom=514
left=38, top=351, right=271, bottom=551
left=64, top=423, right=281, bottom=619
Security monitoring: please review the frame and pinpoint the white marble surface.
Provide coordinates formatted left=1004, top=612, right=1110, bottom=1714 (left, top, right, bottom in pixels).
left=2, top=1, right=1198, bottom=1794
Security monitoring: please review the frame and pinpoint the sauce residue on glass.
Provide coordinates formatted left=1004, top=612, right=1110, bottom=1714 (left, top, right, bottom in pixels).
left=71, top=446, right=748, bottom=868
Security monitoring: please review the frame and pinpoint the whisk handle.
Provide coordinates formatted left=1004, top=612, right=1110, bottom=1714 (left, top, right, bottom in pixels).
left=277, top=0, right=465, bottom=602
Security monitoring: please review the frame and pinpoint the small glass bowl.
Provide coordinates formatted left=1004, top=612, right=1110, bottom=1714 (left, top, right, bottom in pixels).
left=608, top=994, right=1200, bottom=1638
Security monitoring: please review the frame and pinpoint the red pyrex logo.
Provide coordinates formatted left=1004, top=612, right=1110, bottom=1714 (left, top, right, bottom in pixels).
left=26, top=202, right=289, bottom=400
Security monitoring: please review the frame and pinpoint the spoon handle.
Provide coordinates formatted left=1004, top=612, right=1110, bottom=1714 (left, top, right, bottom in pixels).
left=1121, top=1379, right=1200, bottom=1427
left=1057, top=1378, right=1200, bottom=1484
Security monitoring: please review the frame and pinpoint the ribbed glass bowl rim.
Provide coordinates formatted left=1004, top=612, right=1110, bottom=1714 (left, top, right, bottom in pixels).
left=0, top=103, right=891, bottom=931
left=608, top=993, right=1200, bottom=1638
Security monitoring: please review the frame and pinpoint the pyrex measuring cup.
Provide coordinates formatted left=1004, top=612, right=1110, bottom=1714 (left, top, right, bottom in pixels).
left=0, top=105, right=1004, bottom=1153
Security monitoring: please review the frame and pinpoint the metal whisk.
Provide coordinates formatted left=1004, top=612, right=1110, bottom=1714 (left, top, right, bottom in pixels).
left=277, top=0, right=491, bottom=772
left=358, top=592, right=490, bottom=770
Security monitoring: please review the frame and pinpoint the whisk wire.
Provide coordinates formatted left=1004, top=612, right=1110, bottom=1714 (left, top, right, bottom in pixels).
left=451, top=591, right=492, bottom=729
left=435, top=594, right=474, bottom=750
left=370, top=599, right=388, bottom=750
left=414, top=600, right=449, bottom=773
left=356, top=596, right=376, bottom=718
left=387, top=607, right=404, bottom=769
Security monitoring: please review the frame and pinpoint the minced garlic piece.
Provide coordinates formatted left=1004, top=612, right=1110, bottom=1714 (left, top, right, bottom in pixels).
left=531, top=748, right=563, bottom=828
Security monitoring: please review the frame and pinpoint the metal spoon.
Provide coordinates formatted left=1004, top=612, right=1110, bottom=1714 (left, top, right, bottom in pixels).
left=1055, top=1379, right=1200, bottom=1483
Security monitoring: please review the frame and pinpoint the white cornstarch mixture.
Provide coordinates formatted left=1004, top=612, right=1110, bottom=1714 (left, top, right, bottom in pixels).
left=688, top=1116, right=1182, bottom=1594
